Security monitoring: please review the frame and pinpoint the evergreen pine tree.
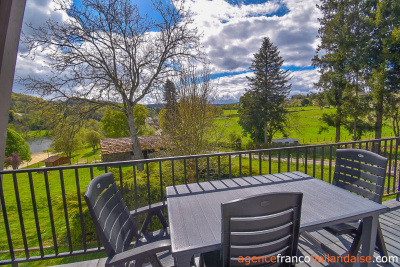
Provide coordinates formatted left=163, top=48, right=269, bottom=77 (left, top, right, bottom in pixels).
left=164, top=79, right=178, bottom=111
left=163, top=79, right=178, bottom=124
left=313, top=0, right=353, bottom=142
left=238, top=37, right=291, bottom=144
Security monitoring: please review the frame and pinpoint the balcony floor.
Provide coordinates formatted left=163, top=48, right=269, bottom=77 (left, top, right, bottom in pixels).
left=52, top=200, right=400, bottom=267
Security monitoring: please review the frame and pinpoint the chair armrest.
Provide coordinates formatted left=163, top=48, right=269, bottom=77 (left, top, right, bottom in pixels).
left=130, top=202, right=168, bottom=233
left=130, top=201, right=167, bottom=217
left=106, top=239, right=171, bottom=267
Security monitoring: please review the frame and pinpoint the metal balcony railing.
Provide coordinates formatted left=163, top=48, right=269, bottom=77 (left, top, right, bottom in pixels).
left=1, top=137, right=399, bottom=265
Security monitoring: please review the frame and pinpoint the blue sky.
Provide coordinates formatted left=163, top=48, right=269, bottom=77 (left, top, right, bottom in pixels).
left=15, top=0, right=321, bottom=103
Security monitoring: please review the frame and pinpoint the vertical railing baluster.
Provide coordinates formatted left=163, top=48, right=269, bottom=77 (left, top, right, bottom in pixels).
left=0, top=174, right=14, bottom=262
left=184, top=159, right=187, bottom=184
left=119, top=165, right=124, bottom=197
left=229, top=155, right=232, bottom=178
left=313, top=147, right=316, bottom=178
left=259, top=152, right=262, bottom=175
left=90, top=167, right=94, bottom=180
left=133, top=164, right=139, bottom=226
left=387, top=140, right=393, bottom=195
left=320, top=147, right=324, bottom=180
left=329, top=145, right=333, bottom=183
left=304, top=148, right=308, bottom=174
left=73, top=168, right=86, bottom=252
left=159, top=161, right=164, bottom=201
left=268, top=151, right=272, bottom=174
left=59, top=170, right=73, bottom=253
left=384, top=140, right=388, bottom=157
left=278, top=150, right=281, bottom=173
left=28, top=171, right=44, bottom=257
left=394, top=139, right=399, bottom=199
left=171, top=160, right=175, bottom=186
left=218, top=155, right=221, bottom=179
left=105, top=165, right=108, bottom=173
left=239, top=153, right=242, bottom=177
left=195, top=158, right=199, bottom=182
left=296, top=148, right=299, bottom=171
left=146, top=162, right=151, bottom=206
left=287, top=150, right=290, bottom=172
left=12, top=172, right=29, bottom=259
left=207, top=156, right=210, bottom=181
left=249, top=152, right=252, bottom=176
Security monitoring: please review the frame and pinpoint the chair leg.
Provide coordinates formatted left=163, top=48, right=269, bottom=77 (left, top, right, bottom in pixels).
left=148, top=254, right=163, bottom=267
left=348, top=223, right=363, bottom=258
left=376, top=224, right=388, bottom=258
left=135, top=258, right=145, bottom=267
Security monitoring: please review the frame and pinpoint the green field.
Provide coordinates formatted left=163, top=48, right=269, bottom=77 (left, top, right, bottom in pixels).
left=216, top=106, right=395, bottom=146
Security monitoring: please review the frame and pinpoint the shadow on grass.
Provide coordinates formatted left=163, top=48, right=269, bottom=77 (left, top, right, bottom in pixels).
left=82, top=149, right=98, bottom=158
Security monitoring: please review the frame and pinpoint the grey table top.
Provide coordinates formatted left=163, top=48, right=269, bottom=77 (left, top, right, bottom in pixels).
left=166, top=171, right=387, bottom=257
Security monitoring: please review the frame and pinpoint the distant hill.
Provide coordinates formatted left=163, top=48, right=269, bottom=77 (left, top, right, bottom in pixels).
left=10, top=93, right=47, bottom=114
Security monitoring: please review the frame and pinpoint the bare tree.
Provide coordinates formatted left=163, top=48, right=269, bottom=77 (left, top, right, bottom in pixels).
left=20, top=0, right=203, bottom=168
left=159, top=67, right=222, bottom=182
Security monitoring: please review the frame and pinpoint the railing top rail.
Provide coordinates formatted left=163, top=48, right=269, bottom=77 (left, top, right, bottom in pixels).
left=1, top=137, right=399, bottom=175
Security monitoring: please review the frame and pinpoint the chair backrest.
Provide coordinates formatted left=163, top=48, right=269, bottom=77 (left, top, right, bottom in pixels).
left=221, top=192, right=303, bottom=267
left=84, top=172, right=141, bottom=257
left=333, top=149, right=388, bottom=204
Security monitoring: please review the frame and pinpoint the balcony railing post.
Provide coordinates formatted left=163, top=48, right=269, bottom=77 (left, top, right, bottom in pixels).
left=74, top=169, right=86, bottom=252
left=0, top=174, right=15, bottom=262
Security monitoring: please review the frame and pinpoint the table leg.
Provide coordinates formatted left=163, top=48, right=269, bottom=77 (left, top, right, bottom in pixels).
left=175, top=255, right=193, bottom=267
left=361, top=215, right=379, bottom=267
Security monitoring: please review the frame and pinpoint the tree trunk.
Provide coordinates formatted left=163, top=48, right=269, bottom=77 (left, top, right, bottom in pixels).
left=335, top=106, right=342, bottom=142
left=375, top=97, right=383, bottom=140
left=264, top=123, right=268, bottom=144
left=335, top=124, right=341, bottom=143
left=353, top=115, right=357, bottom=141
left=127, top=103, right=145, bottom=171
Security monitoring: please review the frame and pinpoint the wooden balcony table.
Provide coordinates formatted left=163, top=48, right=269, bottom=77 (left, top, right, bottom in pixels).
left=166, top=171, right=387, bottom=267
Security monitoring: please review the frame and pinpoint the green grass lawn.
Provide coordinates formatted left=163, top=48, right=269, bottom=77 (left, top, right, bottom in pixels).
left=216, top=106, right=395, bottom=145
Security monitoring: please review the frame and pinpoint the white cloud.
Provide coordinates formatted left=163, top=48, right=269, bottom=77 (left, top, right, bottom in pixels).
left=14, top=0, right=70, bottom=92
left=214, top=72, right=250, bottom=102
left=15, top=0, right=322, bottom=103
left=290, top=68, right=320, bottom=95
left=184, top=0, right=322, bottom=102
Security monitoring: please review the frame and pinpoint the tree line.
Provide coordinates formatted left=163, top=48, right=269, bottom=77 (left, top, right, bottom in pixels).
left=238, top=0, right=400, bottom=144
left=314, top=0, right=400, bottom=142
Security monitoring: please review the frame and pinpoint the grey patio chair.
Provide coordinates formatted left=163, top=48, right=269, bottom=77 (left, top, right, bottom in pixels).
left=200, top=192, right=303, bottom=267
left=84, top=172, right=171, bottom=267
left=304, top=148, right=388, bottom=263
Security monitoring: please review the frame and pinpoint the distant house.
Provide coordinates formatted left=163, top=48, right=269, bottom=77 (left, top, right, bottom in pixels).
left=100, top=136, right=164, bottom=162
left=42, top=156, right=69, bottom=167
left=271, top=138, right=300, bottom=145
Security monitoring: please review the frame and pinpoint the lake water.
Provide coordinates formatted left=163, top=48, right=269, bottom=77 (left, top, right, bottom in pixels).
left=27, top=137, right=52, bottom=154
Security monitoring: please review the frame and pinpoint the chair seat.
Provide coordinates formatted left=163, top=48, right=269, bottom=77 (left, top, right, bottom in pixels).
left=324, top=221, right=359, bottom=236
left=137, top=228, right=170, bottom=246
